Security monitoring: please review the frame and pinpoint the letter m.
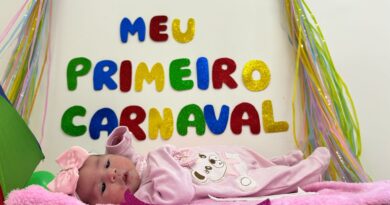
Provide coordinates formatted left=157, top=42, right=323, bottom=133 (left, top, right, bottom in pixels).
left=120, top=17, right=146, bottom=43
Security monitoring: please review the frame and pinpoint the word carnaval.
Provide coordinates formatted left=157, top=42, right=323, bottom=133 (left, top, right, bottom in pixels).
left=61, top=101, right=289, bottom=140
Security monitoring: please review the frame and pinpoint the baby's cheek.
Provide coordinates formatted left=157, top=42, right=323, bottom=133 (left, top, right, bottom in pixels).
left=105, top=184, right=127, bottom=203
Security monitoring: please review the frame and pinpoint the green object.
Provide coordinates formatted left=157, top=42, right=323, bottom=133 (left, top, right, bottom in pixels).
left=0, top=96, right=45, bottom=197
left=177, top=104, right=205, bottom=136
left=26, top=171, right=54, bottom=189
left=61, top=105, right=87, bottom=136
left=169, top=58, right=194, bottom=91
left=67, top=57, right=92, bottom=91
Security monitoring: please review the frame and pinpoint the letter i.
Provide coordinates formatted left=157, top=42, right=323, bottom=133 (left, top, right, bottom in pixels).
left=196, top=57, right=209, bottom=90
left=120, top=60, right=132, bottom=92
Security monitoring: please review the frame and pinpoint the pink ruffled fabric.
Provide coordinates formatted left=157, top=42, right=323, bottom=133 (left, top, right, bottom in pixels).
left=5, top=185, right=85, bottom=205
left=172, top=148, right=197, bottom=167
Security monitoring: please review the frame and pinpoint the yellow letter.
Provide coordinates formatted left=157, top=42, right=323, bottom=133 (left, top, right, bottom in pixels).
left=262, top=100, right=289, bottom=133
left=149, top=108, right=174, bottom=140
left=242, top=60, right=271, bottom=92
left=172, top=18, right=195, bottom=43
left=135, top=62, right=164, bottom=92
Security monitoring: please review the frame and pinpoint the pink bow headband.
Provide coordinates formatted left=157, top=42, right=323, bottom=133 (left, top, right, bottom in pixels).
left=47, top=146, right=89, bottom=196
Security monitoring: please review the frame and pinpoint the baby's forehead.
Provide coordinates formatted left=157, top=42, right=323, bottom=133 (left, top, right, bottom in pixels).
left=90, top=154, right=106, bottom=158
left=82, top=154, right=106, bottom=168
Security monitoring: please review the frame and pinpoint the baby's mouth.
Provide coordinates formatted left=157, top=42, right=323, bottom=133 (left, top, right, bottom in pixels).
left=123, top=172, right=129, bottom=184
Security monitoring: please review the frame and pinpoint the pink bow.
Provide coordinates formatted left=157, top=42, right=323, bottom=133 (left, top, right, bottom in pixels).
left=47, top=146, right=89, bottom=195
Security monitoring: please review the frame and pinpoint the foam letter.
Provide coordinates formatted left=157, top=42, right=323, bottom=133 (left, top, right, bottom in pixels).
left=120, top=105, right=146, bottom=140
left=120, top=60, right=132, bottom=92
left=212, top=58, right=238, bottom=89
left=135, top=62, right=165, bottom=92
left=172, top=18, right=195, bottom=43
left=120, top=17, right=146, bottom=42
left=196, top=57, right=209, bottom=90
left=89, top=108, right=118, bottom=140
left=242, top=60, right=271, bottom=91
left=262, top=100, right=289, bottom=133
left=230, top=102, right=260, bottom=134
left=150, top=15, right=168, bottom=42
left=177, top=104, right=205, bottom=136
left=149, top=108, right=174, bottom=140
left=61, top=105, right=87, bottom=136
left=170, top=58, right=194, bottom=91
left=93, top=60, right=118, bottom=91
left=204, top=104, right=229, bottom=134
left=67, top=57, right=91, bottom=91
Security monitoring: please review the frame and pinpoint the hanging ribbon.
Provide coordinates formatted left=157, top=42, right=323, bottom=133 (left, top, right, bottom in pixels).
left=0, top=0, right=52, bottom=128
left=284, top=0, right=371, bottom=182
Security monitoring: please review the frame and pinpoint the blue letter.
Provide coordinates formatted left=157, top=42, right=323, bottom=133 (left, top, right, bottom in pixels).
left=196, top=57, right=209, bottom=90
left=204, top=104, right=229, bottom=134
left=94, top=60, right=118, bottom=91
left=120, top=17, right=146, bottom=42
left=89, top=108, right=118, bottom=140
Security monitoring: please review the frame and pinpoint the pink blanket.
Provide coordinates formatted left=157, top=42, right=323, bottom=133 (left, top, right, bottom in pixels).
left=5, top=185, right=84, bottom=205
left=190, top=180, right=390, bottom=205
left=5, top=181, right=390, bottom=205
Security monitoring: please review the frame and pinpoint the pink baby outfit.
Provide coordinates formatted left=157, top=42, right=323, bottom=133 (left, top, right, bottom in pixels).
left=106, top=126, right=330, bottom=205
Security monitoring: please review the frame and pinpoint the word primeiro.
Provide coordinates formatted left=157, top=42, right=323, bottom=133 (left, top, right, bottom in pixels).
left=67, top=57, right=271, bottom=92
left=61, top=100, right=289, bottom=140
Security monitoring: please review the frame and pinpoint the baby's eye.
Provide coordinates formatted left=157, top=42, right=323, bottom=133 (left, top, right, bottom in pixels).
left=105, top=159, right=110, bottom=168
left=101, top=182, right=106, bottom=193
left=199, top=154, right=206, bottom=158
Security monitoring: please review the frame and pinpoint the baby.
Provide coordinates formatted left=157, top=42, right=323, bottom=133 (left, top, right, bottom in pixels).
left=48, top=126, right=330, bottom=205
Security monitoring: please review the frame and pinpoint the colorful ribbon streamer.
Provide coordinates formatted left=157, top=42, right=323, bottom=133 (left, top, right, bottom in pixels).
left=0, top=0, right=51, bottom=126
left=284, top=0, right=371, bottom=182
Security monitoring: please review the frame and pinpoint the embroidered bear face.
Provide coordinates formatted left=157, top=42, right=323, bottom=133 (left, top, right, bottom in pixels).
left=190, top=152, right=227, bottom=184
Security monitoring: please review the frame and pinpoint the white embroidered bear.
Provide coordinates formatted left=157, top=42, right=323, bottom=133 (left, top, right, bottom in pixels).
left=190, top=152, right=227, bottom=183
left=190, top=152, right=257, bottom=191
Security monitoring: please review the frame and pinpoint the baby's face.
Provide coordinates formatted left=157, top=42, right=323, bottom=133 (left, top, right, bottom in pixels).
left=76, top=154, right=140, bottom=205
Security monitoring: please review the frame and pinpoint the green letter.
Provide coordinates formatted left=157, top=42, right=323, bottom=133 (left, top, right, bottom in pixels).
left=169, top=58, right=193, bottom=91
left=177, top=104, right=205, bottom=136
left=67, top=57, right=92, bottom=91
left=61, top=105, right=87, bottom=136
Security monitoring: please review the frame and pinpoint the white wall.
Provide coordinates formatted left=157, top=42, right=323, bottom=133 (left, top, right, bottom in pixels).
left=1, top=0, right=389, bottom=180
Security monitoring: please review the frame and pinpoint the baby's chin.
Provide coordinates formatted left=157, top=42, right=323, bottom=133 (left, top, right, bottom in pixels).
left=127, top=171, right=141, bottom=193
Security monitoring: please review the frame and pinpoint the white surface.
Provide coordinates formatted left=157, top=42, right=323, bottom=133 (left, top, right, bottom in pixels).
left=1, top=0, right=389, bottom=180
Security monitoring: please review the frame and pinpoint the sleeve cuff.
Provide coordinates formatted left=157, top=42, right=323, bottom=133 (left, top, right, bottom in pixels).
left=106, top=126, right=132, bottom=154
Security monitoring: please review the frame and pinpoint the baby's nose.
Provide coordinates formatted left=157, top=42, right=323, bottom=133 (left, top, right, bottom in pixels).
left=107, top=168, right=120, bottom=182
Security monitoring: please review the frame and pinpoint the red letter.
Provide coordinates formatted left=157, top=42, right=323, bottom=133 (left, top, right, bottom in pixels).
left=150, top=15, right=168, bottom=42
left=120, top=106, right=146, bottom=140
left=120, top=60, right=132, bottom=92
left=230, top=102, right=260, bottom=134
left=212, top=58, right=238, bottom=89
